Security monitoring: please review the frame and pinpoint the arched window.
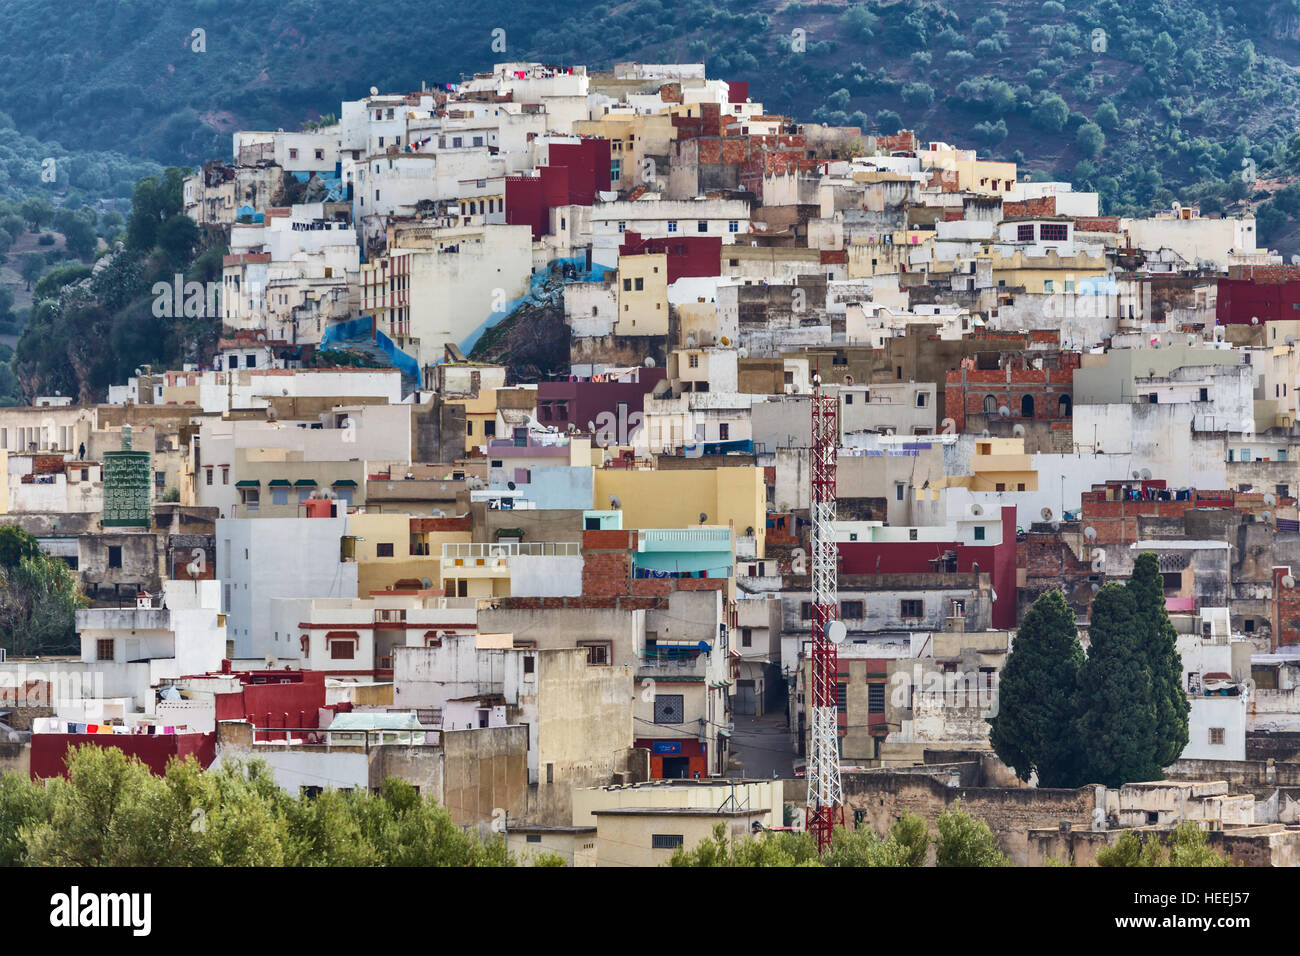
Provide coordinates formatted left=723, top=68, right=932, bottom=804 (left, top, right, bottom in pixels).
left=1058, top=394, right=1072, bottom=417
left=1021, top=394, right=1035, bottom=418
left=983, top=395, right=997, bottom=415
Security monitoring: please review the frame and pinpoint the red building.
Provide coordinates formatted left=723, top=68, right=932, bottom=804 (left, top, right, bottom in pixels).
left=836, top=506, right=1019, bottom=629
left=505, top=138, right=612, bottom=240
left=30, top=732, right=217, bottom=779
left=618, top=231, right=721, bottom=283
left=944, top=351, right=1079, bottom=433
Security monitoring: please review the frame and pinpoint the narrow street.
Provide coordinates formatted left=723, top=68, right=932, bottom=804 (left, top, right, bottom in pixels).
left=728, top=711, right=797, bottom=779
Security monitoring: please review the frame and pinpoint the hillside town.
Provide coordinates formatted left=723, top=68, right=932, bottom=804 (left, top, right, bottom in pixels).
left=1, top=59, right=1298, bottom=867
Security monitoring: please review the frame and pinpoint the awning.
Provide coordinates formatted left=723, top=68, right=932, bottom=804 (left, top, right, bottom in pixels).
left=268, top=479, right=292, bottom=487
left=332, top=479, right=358, bottom=487
left=294, top=479, right=317, bottom=486
left=235, top=480, right=260, bottom=487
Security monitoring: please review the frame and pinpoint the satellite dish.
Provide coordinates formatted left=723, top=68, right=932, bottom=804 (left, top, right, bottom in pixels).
left=826, top=621, right=847, bottom=644
left=1012, top=423, right=1025, bottom=437
left=1041, top=507, right=1054, bottom=521
left=1084, top=526, right=1098, bottom=540
left=644, top=356, right=656, bottom=368
left=609, top=494, right=622, bottom=509
left=970, top=503, right=984, bottom=516
left=1262, top=511, right=1272, bottom=522
left=844, top=374, right=854, bottom=386
left=1285, top=575, right=1296, bottom=589
left=1091, top=582, right=1100, bottom=592
left=980, top=429, right=990, bottom=438
left=507, top=481, right=516, bottom=490
left=1140, top=468, right=1152, bottom=480
left=1252, top=316, right=1259, bottom=325
left=370, top=86, right=379, bottom=95
left=998, top=405, right=1010, bottom=418
left=720, top=336, right=731, bottom=346
left=699, top=512, right=708, bottom=524
left=420, top=577, right=433, bottom=589
left=1265, top=493, right=1277, bottom=506
left=1132, top=471, right=1141, bottom=480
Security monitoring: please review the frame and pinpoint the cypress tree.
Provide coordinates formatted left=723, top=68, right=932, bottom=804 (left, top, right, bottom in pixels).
left=1074, top=583, right=1160, bottom=787
left=988, top=589, right=1085, bottom=787
left=1127, top=552, right=1190, bottom=769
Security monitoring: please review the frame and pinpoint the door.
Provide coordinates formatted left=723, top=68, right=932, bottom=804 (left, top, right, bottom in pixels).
left=661, top=756, right=690, bottom=779
left=734, top=679, right=757, bottom=716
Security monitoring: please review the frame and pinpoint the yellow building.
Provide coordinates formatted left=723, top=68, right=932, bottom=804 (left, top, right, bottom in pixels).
left=918, top=142, right=1017, bottom=196
left=924, top=437, right=1037, bottom=496
left=573, top=112, right=677, bottom=191
left=347, top=512, right=453, bottom=594
left=615, top=253, right=669, bottom=336
left=594, top=466, right=766, bottom=557
left=435, top=363, right=508, bottom=453
left=987, top=247, right=1108, bottom=295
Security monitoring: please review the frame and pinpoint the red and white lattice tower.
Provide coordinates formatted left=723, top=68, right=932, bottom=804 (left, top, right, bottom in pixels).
left=806, top=375, right=844, bottom=852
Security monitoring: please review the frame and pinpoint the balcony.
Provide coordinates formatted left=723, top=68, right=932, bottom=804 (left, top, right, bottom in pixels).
left=637, top=528, right=733, bottom=552
left=441, top=541, right=580, bottom=561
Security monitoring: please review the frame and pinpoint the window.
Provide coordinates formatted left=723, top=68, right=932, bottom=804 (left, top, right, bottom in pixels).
left=330, top=640, right=355, bottom=660
left=1017, top=224, right=1034, bottom=242
left=908, top=528, right=918, bottom=541
left=1043, top=280, right=1054, bottom=293
left=467, top=421, right=474, bottom=436
left=800, top=602, right=813, bottom=620
left=689, top=354, right=699, bottom=368
left=221, top=467, right=229, bottom=485
left=272, top=487, right=289, bottom=506
left=1040, top=223, right=1068, bottom=242
left=315, top=149, right=324, bottom=161
left=623, top=278, right=632, bottom=291
left=668, top=220, right=678, bottom=233
left=205, top=468, right=213, bottom=486
left=840, top=600, right=864, bottom=619
left=1277, top=485, right=1290, bottom=499
left=108, top=546, right=122, bottom=569
left=984, top=395, right=997, bottom=414
left=974, top=527, right=986, bottom=541
left=289, top=148, right=298, bottom=160
left=582, top=642, right=611, bottom=666
left=634, top=277, right=644, bottom=291
left=845, top=394, right=853, bottom=405
left=1209, top=727, right=1225, bottom=746
left=96, top=639, right=114, bottom=661
left=617, top=221, right=626, bottom=233
left=697, top=220, right=707, bottom=233
left=741, top=628, right=752, bottom=647
left=376, top=543, right=394, bottom=557
left=916, top=392, right=927, bottom=408
left=719, top=423, right=729, bottom=441
left=900, top=599, right=923, bottom=619
left=836, top=683, right=847, bottom=713
left=1064, top=279, right=1075, bottom=293
left=652, top=834, right=684, bottom=850
left=653, top=694, right=684, bottom=723
left=728, top=220, right=739, bottom=233
left=868, top=683, right=885, bottom=714
left=896, top=483, right=905, bottom=501
left=526, top=833, right=541, bottom=843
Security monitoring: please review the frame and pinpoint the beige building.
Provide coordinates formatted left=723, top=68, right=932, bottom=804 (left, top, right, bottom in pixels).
left=616, top=253, right=669, bottom=336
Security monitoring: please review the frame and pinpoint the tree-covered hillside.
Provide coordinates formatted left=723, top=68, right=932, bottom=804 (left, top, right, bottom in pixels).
left=6, top=1, right=1300, bottom=233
